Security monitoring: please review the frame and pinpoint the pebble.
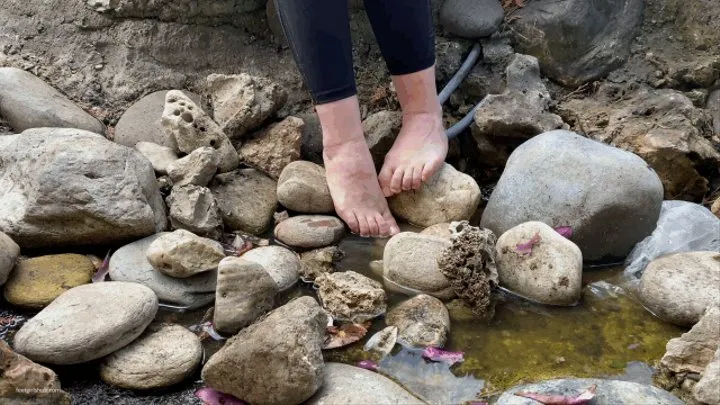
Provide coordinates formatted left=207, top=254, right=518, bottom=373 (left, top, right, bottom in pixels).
left=276, top=161, right=334, bottom=214
left=166, top=185, right=224, bottom=240
left=274, top=215, right=345, bottom=249
left=383, top=232, right=454, bottom=299
left=209, top=169, right=278, bottom=235
left=240, top=245, right=300, bottom=291
left=386, top=294, right=450, bottom=348
left=299, top=246, right=344, bottom=282
left=661, top=306, right=720, bottom=374
left=315, top=270, right=387, bottom=322
left=135, top=141, right=179, bottom=174
left=145, top=229, right=225, bottom=278
left=166, top=146, right=218, bottom=187
left=0, top=231, right=20, bottom=286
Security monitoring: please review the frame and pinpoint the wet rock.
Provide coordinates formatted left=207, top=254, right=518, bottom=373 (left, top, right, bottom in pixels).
left=146, top=229, right=225, bottom=279
left=100, top=324, right=203, bottom=390
left=166, top=146, right=218, bottom=187
left=383, top=232, right=454, bottom=300
left=161, top=90, right=238, bottom=173
left=386, top=294, right=450, bottom=348
left=3, top=254, right=94, bottom=309
left=362, top=110, right=402, bottom=166
left=438, top=222, right=498, bottom=317
left=315, top=271, right=386, bottom=322
left=207, top=73, right=287, bottom=140
left=166, top=185, right=223, bottom=240
left=472, top=54, right=564, bottom=166
left=497, top=378, right=683, bottom=405
left=277, top=161, right=334, bottom=214
left=560, top=84, right=718, bottom=200
left=496, top=221, right=583, bottom=306
left=13, top=282, right=158, bottom=364
left=0, top=231, right=19, bottom=286
left=420, top=223, right=452, bottom=239
left=135, top=141, right=179, bottom=174
left=115, top=90, right=202, bottom=149
left=661, top=307, right=720, bottom=375
left=241, top=245, right=300, bottom=291
left=639, top=252, right=720, bottom=327
left=694, top=347, right=720, bottom=405
left=299, top=246, right=344, bottom=282
left=209, top=169, right=278, bottom=235
left=201, top=296, right=326, bottom=405
left=238, top=116, right=302, bottom=179
left=274, top=215, right=345, bottom=249
left=507, top=0, right=644, bottom=86
left=0, top=129, right=167, bottom=248
left=306, top=363, right=423, bottom=405
left=363, top=326, right=398, bottom=357
left=439, top=0, right=504, bottom=38
left=0, top=67, right=104, bottom=134
left=480, top=130, right=664, bottom=262
left=389, top=163, right=481, bottom=227
left=109, top=233, right=217, bottom=308
left=0, top=341, right=71, bottom=405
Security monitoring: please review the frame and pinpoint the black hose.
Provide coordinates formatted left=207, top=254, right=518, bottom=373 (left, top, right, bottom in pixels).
left=438, top=42, right=482, bottom=106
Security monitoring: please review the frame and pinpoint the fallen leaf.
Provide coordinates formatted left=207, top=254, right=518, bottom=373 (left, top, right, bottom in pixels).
left=189, top=321, right=227, bottom=341
left=357, top=360, right=379, bottom=371
left=554, top=226, right=573, bottom=238
left=91, top=250, right=112, bottom=283
left=363, top=325, right=398, bottom=357
left=514, top=384, right=597, bottom=405
left=324, top=322, right=369, bottom=349
left=422, top=346, right=464, bottom=366
left=195, top=387, right=247, bottom=405
left=515, top=232, right=541, bottom=255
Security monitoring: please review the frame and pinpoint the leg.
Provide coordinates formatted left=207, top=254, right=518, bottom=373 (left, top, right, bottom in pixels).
left=273, top=0, right=399, bottom=237
left=364, top=0, right=449, bottom=196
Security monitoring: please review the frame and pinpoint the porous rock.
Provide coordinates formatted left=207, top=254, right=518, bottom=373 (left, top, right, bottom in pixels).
left=238, top=116, right=303, bottom=179
left=315, top=270, right=387, bottom=322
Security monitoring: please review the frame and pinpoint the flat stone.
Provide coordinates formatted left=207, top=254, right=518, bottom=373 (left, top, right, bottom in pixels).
left=0, top=67, right=104, bottom=134
left=694, top=346, right=720, bottom=405
left=315, top=270, right=387, bottom=323
left=146, top=229, right=225, bottom=278
left=13, top=282, right=158, bottom=364
left=166, top=185, right=223, bottom=240
left=238, top=116, right=302, bottom=179
left=386, top=294, right=450, bottom=348
left=276, top=161, right=334, bottom=214
left=135, top=141, right=179, bottom=174
left=274, top=215, right=345, bottom=249
left=167, top=146, right=218, bottom=187
left=0, top=231, right=20, bottom=286
left=420, top=223, right=452, bottom=239
left=209, top=169, right=278, bottom=235
left=299, top=246, right=344, bottom=282
left=3, top=254, right=94, bottom=309
left=109, top=233, right=217, bottom=308
left=440, top=0, right=504, bottom=38
left=100, top=324, right=203, bottom=390
left=240, top=245, right=300, bottom=291
left=0, top=341, right=71, bottom=404
left=661, top=306, right=720, bottom=375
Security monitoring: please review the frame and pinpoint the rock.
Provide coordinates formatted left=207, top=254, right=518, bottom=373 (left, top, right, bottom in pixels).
left=0, top=129, right=167, bottom=248
left=0, top=67, right=104, bottom=134
left=480, top=130, right=664, bottom=262
left=439, top=0, right=504, bottom=38
left=296, top=110, right=324, bottom=164
left=13, top=282, right=158, bottom=364
left=166, top=146, right=218, bottom=187
left=472, top=54, right=564, bottom=166
left=694, top=347, right=720, bottom=405
left=135, top=141, right=179, bottom=174
left=389, top=163, right=481, bottom=227
left=3, top=254, right=94, bottom=309
left=383, top=232, right=454, bottom=300
left=207, top=73, right=287, bottom=140
left=708, top=88, right=720, bottom=134
left=241, top=246, right=300, bottom=291
left=299, top=246, right=344, bottom=282
left=100, top=324, right=203, bottom=390
left=0, top=231, right=20, bottom=286
left=115, top=90, right=202, bottom=149
left=661, top=307, right=720, bottom=375
left=438, top=221, right=498, bottom=317
left=639, top=252, right=720, bottom=326
left=386, top=294, right=450, bottom=348
left=559, top=84, right=719, bottom=200
left=495, top=221, right=583, bottom=306
left=0, top=341, right=71, bottom=405
left=420, top=223, right=452, bottom=239
left=89, top=0, right=265, bottom=16
left=362, top=110, right=402, bottom=166
left=238, top=116, right=303, bottom=179
left=209, top=169, right=278, bottom=235
left=274, top=215, right=345, bottom=249
left=161, top=90, right=238, bottom=173
left=214, top=257, right=278, bottom=334
left=454, top=36, right=514, bottom=105
left=306, top=363, right=423, bottom=405
left=146, top=229, right=225, bottom=278
left=201, top=296, right=326, bottom=405
left=435, top=39, right=466, bottom=88
left=507, top=0, right=644, bottom=86
left=166, top=185, right=223, bottom=240
left=277, top=161, right=334, bottom=214
left=315, top=271, right=386, bottom=322
left=109, top=233, right=217, bottom=308
left=713, top=197, right=720, bottom=219
left=497, top=378, right=683, bottom=405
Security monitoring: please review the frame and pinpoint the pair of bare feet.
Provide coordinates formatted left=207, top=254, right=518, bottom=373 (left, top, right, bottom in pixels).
left=318, top=66, right=449, bottom=238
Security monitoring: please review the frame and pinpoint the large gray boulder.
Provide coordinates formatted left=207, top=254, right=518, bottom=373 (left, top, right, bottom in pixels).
left=480, top=130, right=664, bottom=262
left=0, top=67, right=104, bottom=134
left=0, top=129, right=167, bottom=248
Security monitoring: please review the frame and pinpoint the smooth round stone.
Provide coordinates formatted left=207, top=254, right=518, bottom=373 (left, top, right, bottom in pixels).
left=386, top=294, right=450, bottom=348
left=100, top=324, right=203, bottom=390
left=146, top=229, right=225, bottom=278
left=274, top=215, right=345, bottom=248
left=420, top=223, right=452, bottom=239
left=307, top=363, right=423, bottom=404
left=3, top=254, right=94, bottom=309
left=276, top=161, right=334, bottom=214
left=240, top=245, right=300, bottom=291
left=12, top=282, right=158, bottom=365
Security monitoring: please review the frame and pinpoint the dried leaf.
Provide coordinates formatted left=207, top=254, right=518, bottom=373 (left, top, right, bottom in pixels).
left=189, top=321, right=227, bottom=341
left=363, top=325, right=398, bottom=357
left=554, top=226, right=573, bottom=238
left=91, top=250, right=112, bottom=283
left=357, top=360, right=379, bottom=371
left=323, top=322, right=369, bottom=349
left=422, top=346, right=464, bottom=366
left=515, top=232, right=541, bottom=255
left=195, top=387, right=247, bottom=405
left=514, top=384, right=597, bottom=405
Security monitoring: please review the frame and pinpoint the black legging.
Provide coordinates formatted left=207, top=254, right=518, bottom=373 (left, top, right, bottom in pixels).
left=274, top=0, right=436, bottom=104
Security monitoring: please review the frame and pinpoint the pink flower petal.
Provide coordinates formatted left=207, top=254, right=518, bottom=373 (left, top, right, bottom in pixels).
left=421, top=346, right=464, bottom=366
left=91, top=250, right=112, bottom=283
left=357, top=360, right=379, bottom=371
left=554, top=226, right=573, bottom=238
left=195, top=388, right=247, bottom=405
left=515, top=232, right=541, bottom=255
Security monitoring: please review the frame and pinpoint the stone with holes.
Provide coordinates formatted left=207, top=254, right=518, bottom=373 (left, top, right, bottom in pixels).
left=0, top=341, right=71, bottom=404
left=315, top=271, right=387, bottom=323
